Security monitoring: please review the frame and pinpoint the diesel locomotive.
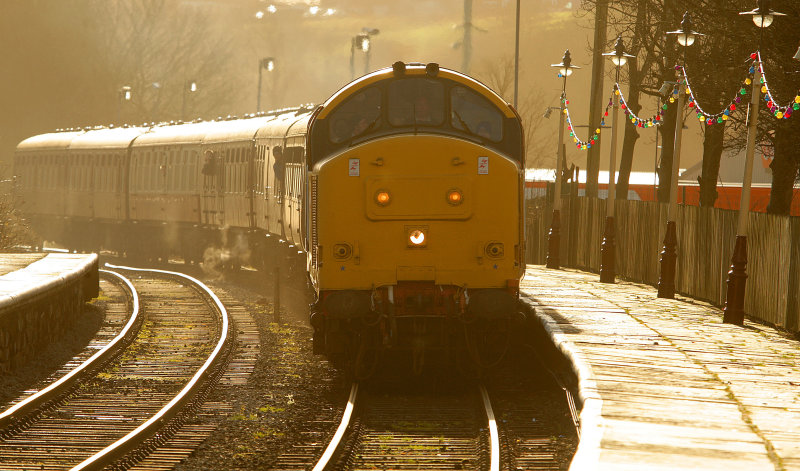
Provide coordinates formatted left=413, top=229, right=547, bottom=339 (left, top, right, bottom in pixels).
left=14, top=62, right=526, bottom=374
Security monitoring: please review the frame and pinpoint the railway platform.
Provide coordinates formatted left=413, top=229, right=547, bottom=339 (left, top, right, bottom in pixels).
left=0, top=252, right=99, bottom=372
left=521, top=265, right=800, bottom=471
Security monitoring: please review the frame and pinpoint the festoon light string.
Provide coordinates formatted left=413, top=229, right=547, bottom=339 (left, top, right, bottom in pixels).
left=756, top=51, right=800, bottom=120
left=556, top=51, right=800, bottom=152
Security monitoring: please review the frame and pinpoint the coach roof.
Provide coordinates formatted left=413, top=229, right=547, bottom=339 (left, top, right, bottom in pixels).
left=16, top=131, right=86, bottom=152
left=69, top=126, right=147, bottom=150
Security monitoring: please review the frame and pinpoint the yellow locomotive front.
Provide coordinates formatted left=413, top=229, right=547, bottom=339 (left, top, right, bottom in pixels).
left=307, top=62, right=525, bottom=373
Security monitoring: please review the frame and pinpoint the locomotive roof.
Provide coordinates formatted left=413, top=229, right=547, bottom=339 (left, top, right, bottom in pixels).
left=16, top=130, right=86, bottom=152
left=69, top=126, right=148, bottom=150
left=316, top=63, right=517, bottom=120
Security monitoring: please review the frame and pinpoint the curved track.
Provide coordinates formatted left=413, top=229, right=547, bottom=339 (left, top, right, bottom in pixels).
left=0, top=264, right=232, bottom=470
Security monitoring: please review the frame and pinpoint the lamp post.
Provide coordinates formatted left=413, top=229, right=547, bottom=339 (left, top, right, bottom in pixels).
left=724, top=0, right=785, bottom=324
left=257, top=57, right=275, bottom=112
left=181, top=80, right=197, bottom=121
left=546, top=50, right=580, bottom=269
left=513, top=0, right=520, bottom=108
left=351, top=28, right=379, bottom=79
left=657, top=11, right=702, bottom=299
left=117, top=85, right=131, bottom=124
left=599, top=37, right=635, bottom=284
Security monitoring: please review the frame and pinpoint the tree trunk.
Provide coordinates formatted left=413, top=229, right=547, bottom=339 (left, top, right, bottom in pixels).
left=617, top=57, right=641, bottom=201
left=657, top=0, right=679, bottom=204
left=585, top=0, right=608, bottom=199
left=657, top=99, right=678, bottom=203
left=767, top=119, right=800, bottom=215
left=699, top=122, right=724, bottom=207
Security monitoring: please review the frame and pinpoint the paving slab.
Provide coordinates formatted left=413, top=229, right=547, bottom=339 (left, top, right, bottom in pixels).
left=521, top=265, right=800, bottom=471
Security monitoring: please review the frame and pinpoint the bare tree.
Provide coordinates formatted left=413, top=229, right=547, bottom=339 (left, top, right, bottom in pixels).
left=0, top=174, right=36, bottom=250
left=89, top=0, right=243, bottom=124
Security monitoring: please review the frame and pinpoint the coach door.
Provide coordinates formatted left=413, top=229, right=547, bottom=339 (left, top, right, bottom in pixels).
left=283, top=138, right=306, bottom=247
left=253, top=141, right=269, bottom=231
left=201, top=149, right=224, bottom=226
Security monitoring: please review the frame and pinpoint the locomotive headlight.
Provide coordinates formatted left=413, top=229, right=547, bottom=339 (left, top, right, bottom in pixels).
left=446, top=189, right=463, bottom=205
left=375, top=190, right=391, bottom=206
left=409, top=230, right=426, bottom=246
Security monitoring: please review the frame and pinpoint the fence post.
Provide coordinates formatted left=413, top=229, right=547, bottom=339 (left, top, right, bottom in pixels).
left=787, top=219, right=800, bottom=332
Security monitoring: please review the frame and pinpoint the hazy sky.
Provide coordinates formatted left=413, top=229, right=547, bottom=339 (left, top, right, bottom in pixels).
left=1, top=0, right=707, bottom=176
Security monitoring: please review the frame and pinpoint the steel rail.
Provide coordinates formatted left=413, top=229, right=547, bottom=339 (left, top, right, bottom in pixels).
left=312, top=382, right=359, bottom=471
left=0, top=269, right=139, bottom=429
left=71, top=263, right=231, bottom=471
left=479, top=385, right=500, bottom=471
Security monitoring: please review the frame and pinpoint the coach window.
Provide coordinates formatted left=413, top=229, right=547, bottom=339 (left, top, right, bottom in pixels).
left=147, top=153, right=154, bottom=192
left=388, top=78, right=444, bottom=127
left=450, top=86, right=503, bottom=142
left=329, top=86, right=382, bottom=143
left=236, top=149, right=243, bottom=193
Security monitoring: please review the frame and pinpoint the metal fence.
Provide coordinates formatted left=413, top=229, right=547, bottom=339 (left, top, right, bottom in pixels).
left=526, top=196, right=800, bottom=332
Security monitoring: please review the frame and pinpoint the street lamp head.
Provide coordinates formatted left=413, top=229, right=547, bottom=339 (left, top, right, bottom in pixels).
left=357, top=33, right=370, bottom=52
left=739, top=0, right=785, bottom=28
left=120, top=85, right=132, bottom=101
left=189, top=81, right=198, bottom=92
left=667, top=11, right=704, bottom=47
left=261, top=57, right=275, bottom=71
left=551, top=49, right=580, bottom=77
left=603, top=36, right=636, bottom=67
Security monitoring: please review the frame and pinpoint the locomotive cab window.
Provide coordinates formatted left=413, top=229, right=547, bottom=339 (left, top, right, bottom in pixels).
left=388, top=78, right=444, bottom=127
left=451, top=86, right=503, bottom=142
left=329, top=86, right=382, bottom=143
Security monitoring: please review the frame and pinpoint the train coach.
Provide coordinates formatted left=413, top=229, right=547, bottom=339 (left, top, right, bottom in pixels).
left=14, top=108, right=315, bottom=267
left=14, top=62, right=526, bottom=375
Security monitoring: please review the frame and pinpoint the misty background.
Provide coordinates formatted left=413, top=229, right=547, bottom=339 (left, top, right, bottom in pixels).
left=1, top=0, right=696, bottom=178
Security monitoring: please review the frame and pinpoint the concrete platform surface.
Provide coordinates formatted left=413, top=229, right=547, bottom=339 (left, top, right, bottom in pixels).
left=0, top=252, right=98, bottom=311
left=521, top=265, right=800, bottom=471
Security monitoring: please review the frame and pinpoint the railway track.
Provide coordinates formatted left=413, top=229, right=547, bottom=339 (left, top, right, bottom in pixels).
left=0, top=264, right=233, bottom=470
left=304, top=347, right=578, bottom=470
left=289, top=378, right=491, bottom=471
